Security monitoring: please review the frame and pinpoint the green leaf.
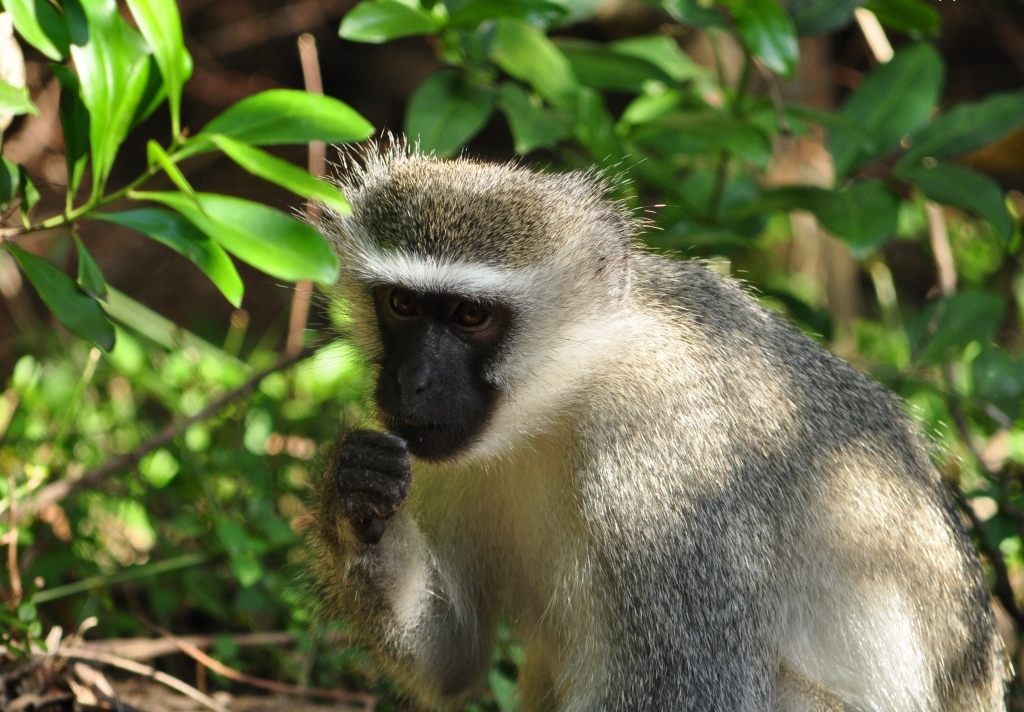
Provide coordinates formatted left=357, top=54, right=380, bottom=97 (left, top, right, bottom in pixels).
left=619, top=87, right=684, bottom=128
left=496, top=83, right=571, bottom=154
left=11, top=164, right=39, bottom=226
left=338, top=0, right=440, bottom=43
left=6, top=245, right=115, bottom=350
left=0, top=78, right=37, bottom=116
left=555, top=39, right=674, bottom=92
left=571, top=88, right=618, bottom=161
left=654, top=0, right=727, bottom=28
left=92, top=208, right=244, bottom=307
left=448, top=0, right=567, bottom=28
left=405, top=69, right=495, bottom=157
left=4, top=0, right=70, bottom=60
left=864, top=0, right=941, bottom=36
left=789, top=0, right=862, bottom=35
left=130, top=191, right=339, bottom=284
left=744, top=180, right=899, bottom=257
left=188, top=90, right=373, bottom=156
left=829, top=43, right=943, bottom=177
left=972, top=347, right=1024, bottom=419
left=911, top=290, right=1005, bottom=364
left=896, top=91, right=1024, bottom=172
left=902, top=163, right=1014, bottom=244
left=209, top=135, right=351, bottom=214
left=722, top=0, right=799, bottom=77
left=610, top=36, right=709, bottom=84
left=632, top=112, right=773, bottom=169
left=51, top=65, right=90, bottom=202
left=489, top=18, right=579, bottom=111
left=126, top=0, right=193, bottom=137
left=147, top=140, right=197, bottom=201
left=67, top=0, right=153, bottom=195
left=73, top=234, right=107, bottom=300
left=0, top=158, right=22, bottom=205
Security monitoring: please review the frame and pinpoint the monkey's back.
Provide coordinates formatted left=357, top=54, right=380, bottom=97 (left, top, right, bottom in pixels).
left=574, top=253, right=1006, bottom=710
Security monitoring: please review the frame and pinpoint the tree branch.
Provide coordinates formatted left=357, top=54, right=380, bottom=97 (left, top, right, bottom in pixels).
left=16, top=348, right=313, bottom=524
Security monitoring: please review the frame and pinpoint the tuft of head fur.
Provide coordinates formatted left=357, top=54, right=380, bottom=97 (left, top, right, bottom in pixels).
left=321, top=142, right=636, bottom=307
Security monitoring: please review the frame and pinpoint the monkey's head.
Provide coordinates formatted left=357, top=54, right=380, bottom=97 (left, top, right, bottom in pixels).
left=322, top=145, right=636, bottom=461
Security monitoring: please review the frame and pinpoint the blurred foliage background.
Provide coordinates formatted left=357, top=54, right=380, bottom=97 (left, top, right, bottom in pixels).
left=1, top=0, right=1024, bottom=709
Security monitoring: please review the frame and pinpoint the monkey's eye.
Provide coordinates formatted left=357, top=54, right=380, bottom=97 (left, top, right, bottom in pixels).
left=454, top=301, right=489, bottom=328
left=387, top=289, right=419, bottom=317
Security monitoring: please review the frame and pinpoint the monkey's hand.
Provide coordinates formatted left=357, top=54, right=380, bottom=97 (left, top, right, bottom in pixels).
left=329, top=430, right=412, bottom=546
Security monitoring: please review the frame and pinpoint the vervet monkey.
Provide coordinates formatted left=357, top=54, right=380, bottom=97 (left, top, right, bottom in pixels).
left=310, top=145, right=1008, bottom=711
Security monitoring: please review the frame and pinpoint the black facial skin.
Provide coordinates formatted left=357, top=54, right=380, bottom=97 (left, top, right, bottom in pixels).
left=370, top=286, right=511, bottom=461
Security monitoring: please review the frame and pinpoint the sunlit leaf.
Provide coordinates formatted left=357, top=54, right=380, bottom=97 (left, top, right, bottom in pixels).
left=339, top=0, right=440, bottom=43
left=489, top=18, right=579, bottom=111
left=4, top=0, right=70, bottom=60
left=555, top=39, right=674, bottom=92
left=406, top=69, right=495, bottom=157
left=829, top=43, right=943, bottom=177
left=67, top=0, right=153, bottom=195
left=0, top=77, right=37, bottom=115
left=6, top=245, right=115, bottom=350
left=896, top=91, right=1024, bottom=172
left=91, top=208, right=244, bottom=306
left=147, top=140, right=197, bottom=202
left=187, top=90, right=373, bottom=156
left=448, top=0, right=567, bottom=29
left=73, top=233, right=107, bottom=300
left=789, top=0, right=862, bottom=35
left=864, top=0, right=941, bottom=36
left=910, top=290, right=1005, bottom=364
left=130, top=191, right=339, bottom=284
left=209, top=135, right=351, bottom=214
left=902, top=163, right=1014, bottom=244
left=722, top=0, right=799, bottom=77
left=126, top=0, right=193, bottom=137
left=610, top=36, right=709, bottom=84
left=497, top=83, right=571, bottom=154
left=51, top=65, right=90, bottom=203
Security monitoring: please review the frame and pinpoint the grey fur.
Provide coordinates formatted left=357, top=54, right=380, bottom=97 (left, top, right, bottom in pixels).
left=310, top=145, right=1008, bottom=711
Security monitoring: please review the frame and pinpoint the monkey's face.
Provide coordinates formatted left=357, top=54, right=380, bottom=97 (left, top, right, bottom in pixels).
left=370, top=286, right=512, bottom=461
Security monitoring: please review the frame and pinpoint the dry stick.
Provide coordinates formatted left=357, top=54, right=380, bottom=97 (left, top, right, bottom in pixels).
left=926, top=204, right=1024, bottom=629
left=51, top=646, right=230, bottom=712
left=286, top=33, right=327, bottom=357
left=79, top=632, right=301, bottom=663
left=6, top=472, right=21, bottom=607
left=147, top=623, right=377, bottom=710
left=18, top=348, right=312, bottom=524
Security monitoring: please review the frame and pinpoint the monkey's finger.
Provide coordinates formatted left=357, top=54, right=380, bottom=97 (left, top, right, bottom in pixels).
left=336, top=438, right=412, bottom=477
left=337, top=462, right=410, bottom=494
left=342, top=429, right=409, bottom=455
left=342, top=489, right=404, bottom=522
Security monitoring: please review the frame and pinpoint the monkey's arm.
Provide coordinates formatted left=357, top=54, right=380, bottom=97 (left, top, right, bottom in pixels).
left=310, top=430, right=493, bottom=702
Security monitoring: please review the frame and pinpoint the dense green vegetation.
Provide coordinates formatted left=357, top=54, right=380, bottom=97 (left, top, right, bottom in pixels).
left=1, top=0, right=1023, bottom=708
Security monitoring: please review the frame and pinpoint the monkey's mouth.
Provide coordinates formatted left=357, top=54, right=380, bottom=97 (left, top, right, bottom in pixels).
left=381, top=413, right=474, bottom=461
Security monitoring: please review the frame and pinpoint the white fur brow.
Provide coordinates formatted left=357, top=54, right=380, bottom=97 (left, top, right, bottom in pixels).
left=343, top=247, right=551, bottom=301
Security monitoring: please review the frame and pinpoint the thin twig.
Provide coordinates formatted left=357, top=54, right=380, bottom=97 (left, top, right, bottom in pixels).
left=17, top=348, right=313, bottom=523
left=76, top=631, right=337, bottom=662
left=51, top=646, right=231, bottom=712
left=6, top=473, right=21, bottom=607
left=146, top=623, right=376, bottom=709
left=287, top=32, right=327, bottom=357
